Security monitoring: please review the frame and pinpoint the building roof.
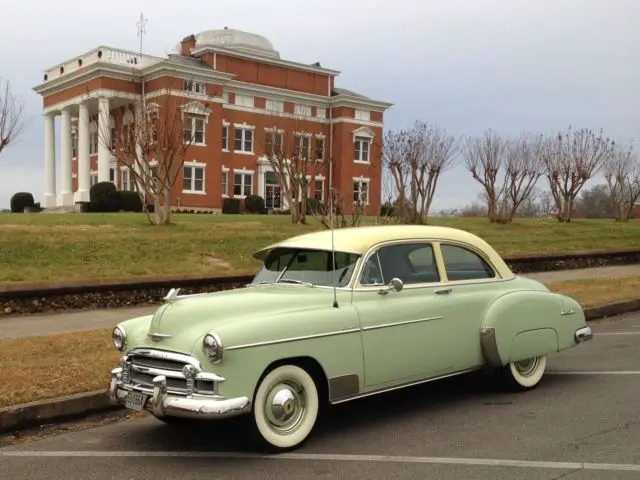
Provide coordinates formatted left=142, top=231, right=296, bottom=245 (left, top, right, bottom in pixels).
left=332, top=87, right=370, bottom=99
left=252, top=225, right=514, bottom=278
left=194, top=28, right=280, bottom=59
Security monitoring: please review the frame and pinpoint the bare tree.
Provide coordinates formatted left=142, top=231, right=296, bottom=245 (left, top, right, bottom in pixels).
left=462, top=130, right=544, bottom=223
left=382, top=121, right=458, bottom=224
left=315, top=186, right=366, bottom=229
left=540, top=126, right=615, bottom=223
left=261, top=123, right=329, bottom=224
left=604, top=142, right=640, bottom=221
left=0, top=77, right=28, bottom=156
left=100, top=89, right=197, bottom=224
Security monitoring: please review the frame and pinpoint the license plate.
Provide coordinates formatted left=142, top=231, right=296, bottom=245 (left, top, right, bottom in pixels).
left=125, top=391, right=147, bottom=411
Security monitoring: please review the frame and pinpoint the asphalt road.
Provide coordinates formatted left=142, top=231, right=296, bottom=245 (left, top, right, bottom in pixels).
left=1, top=313, right=640, bottom=479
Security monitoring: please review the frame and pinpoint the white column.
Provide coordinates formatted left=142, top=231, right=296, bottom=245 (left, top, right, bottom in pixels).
left=42, top=113, right=56, bottom=208
left=97, top=96, right=111, bottom=183
left=57, top=107, right=74, bottom=206
left=74, top=102, right=91, bottom=203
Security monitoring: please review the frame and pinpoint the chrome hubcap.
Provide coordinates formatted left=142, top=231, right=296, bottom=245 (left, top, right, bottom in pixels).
left=514, top=357, right=539, bottom=376
left=265, top=381, right=306, bottom=433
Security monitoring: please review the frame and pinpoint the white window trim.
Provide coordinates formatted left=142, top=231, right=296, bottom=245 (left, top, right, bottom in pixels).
left=182, top=160, right=207, bottom=195
left=118, top=166, right=137, bottom=192
left=233, top=123, right=255, bottom=155
left=316, top=107, right=326, bottom=119
left=222, top=121, right=230, bottom=152
left=183, top=79, right=206, bottom=95
left=221, top=166, right=230, bottom=198
left=234, top=94, right=255, bottom=108
left=313, top=176, right=326, bottom=202
left=355, top=109, right=371, bottom=121
left=266, top=99, right=284, bottom=112
left=294, top=103, right=312, bottom=117
left=354, top=134, right=372, bottom=164
left=353, top=176, right=370, bottom=206
left=232, top=167, right=255, bottom=199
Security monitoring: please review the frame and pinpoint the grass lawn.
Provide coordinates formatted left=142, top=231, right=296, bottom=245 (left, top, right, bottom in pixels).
left=2, top=274, right=639, bottom=408
left=1, top=212, right=640, bottom=286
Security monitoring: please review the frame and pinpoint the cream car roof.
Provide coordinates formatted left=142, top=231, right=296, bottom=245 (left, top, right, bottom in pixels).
left=252, top=224, right=514, bottom=278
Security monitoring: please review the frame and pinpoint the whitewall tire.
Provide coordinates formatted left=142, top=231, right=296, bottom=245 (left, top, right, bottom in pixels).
left=499, top=355, right=547, bottom=391
left=252, top=364, right=319, bottom=451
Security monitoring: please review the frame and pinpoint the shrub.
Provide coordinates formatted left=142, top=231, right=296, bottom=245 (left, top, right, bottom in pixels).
left=245, top=194, right=265, bottom=213
left=10, top=192, right=35, bottom=213
left=89, top=182, right=119, bottom=212
left=222, top=197, right=241, bottom=214
left=118, top=191, right=143, bottom=212
left=380, top=202, right=395, bottom=217
left=305, top=197, right=325, bottom=215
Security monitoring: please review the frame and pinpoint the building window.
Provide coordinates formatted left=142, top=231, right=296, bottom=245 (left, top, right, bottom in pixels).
left=353, top=179, right=369, bottom=204
left=71, top=132, right=77, bottom=158
left=183, top=164, right=205, bottom=193
left=183, top=114, right=205, bottom=145
left=234, top=126, right=253, bottom=153
left=90, top=173, right=98, bottom=186
left=266, top=99, right=284, bottom=112
left=354, top=136, right=370, bottom=163
left=355, top=109, right=371, bottom=121
left=316, top=107, right=326, bottom=119
left=235, top=94, right=254, bottom=107
left=109, top=168, right=116, bottom=184
left=315, top=137, right=325, bottom=160
left=222, top=125, right=229, bottom=150
left=90, top=130, right=98, bottom=155
left=294, top=103, right=311, bottom=116
left=265, top=131, right=283, bottom=156
left=221, top=170, right=228, bottom=197
left=314, top=179, right=324, bottom=202
left=233, top=171, right=252, bottom=197
left=120, top=168, right=135, bottom=191
left=294, top=134, right=310, bottom=158
left=183, top=79, right=205, bottom=94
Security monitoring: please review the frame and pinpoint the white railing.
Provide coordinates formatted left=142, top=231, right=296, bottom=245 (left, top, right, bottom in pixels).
left=43, top=46, right=164, bottom=82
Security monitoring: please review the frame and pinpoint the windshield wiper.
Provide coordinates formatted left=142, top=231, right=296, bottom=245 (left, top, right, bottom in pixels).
left=277, top=279, right=314, bottom=287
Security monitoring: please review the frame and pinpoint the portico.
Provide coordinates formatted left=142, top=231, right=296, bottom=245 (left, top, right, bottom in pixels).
left=41, top=93, right=135, bottom=208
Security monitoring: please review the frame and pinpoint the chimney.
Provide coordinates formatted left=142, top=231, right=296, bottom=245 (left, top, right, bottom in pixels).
left=180, top=34, right=196, bottom=57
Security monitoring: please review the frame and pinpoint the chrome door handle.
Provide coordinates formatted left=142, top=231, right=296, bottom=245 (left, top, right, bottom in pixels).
left=434, top=288, right=452, bottom=295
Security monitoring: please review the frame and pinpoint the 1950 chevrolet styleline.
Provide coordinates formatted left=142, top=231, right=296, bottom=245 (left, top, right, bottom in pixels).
left=108, top=225, right=593, bottom=450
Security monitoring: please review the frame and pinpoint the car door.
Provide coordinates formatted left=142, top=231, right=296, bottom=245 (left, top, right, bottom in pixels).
left=434, top=241, right=506, bottom=371
left=352, top=240, right=461, bottom=388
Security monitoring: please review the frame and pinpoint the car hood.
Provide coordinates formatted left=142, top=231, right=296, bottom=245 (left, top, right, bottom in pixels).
left=136, top=284, right=340, bottom=350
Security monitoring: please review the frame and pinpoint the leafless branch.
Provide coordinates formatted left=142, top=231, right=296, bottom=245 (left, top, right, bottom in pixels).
left=0, top=78, right=28, bottom=156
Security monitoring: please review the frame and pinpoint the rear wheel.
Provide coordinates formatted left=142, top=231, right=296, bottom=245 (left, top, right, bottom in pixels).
left=251, top=364, right=319, bottom=451
left=497, top=355, right=547, bottom=391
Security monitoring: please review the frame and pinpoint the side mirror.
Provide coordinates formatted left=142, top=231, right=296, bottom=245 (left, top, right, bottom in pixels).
left=389, top=277, right=404, bottom=292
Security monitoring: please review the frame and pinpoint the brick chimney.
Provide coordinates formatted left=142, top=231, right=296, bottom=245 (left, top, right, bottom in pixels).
left=180, top=34, right=196, bottom=57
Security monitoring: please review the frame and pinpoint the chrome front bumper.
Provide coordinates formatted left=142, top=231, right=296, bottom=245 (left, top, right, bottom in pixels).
left=108, top=367, right=251, bottom=420
left=575, top=326, right=593, bottom=343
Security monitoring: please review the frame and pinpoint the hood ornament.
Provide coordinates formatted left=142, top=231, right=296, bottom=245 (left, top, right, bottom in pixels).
left=148, top=332, right=172, bottom=342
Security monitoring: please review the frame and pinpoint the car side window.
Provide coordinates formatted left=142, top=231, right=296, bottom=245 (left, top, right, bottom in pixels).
left=360, top=242, right=440, bottom=286
left=440, top=243, right=496, bottom=281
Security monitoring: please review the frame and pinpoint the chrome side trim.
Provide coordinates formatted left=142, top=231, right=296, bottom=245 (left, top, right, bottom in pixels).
left=362, top=316, right=442, bottom=332
left=226, top=328, right=361, bottom=351
left=480, top=327, right=503, bottom=366
left=331, top=367, right=479, bottom=404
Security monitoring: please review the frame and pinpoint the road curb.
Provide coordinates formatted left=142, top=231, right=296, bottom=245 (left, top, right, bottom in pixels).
left=2, top=298, right=640, bottom=434
left=0, top=390, right=118, bottom=434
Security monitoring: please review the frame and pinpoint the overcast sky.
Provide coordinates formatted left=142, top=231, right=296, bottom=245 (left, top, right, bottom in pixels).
left=1, top=0, right=638, bottom=210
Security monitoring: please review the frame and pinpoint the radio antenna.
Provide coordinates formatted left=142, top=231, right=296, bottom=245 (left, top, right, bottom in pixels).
left=329, top=161, right=338, bottom=308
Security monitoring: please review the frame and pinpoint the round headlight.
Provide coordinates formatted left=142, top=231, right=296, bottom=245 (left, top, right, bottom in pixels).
left=203, top=333, right=223, bottom=362
left=112, top=326, right=126, bottom=351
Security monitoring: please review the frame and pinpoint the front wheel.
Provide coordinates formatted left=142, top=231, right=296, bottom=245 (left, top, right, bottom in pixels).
left=497, top=355, right=547, bottom=391
left=252, top=364, right=319, bottom=451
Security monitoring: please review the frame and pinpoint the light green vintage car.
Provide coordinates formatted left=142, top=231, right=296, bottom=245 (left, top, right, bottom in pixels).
left=108, top=225, right=593, bottom=450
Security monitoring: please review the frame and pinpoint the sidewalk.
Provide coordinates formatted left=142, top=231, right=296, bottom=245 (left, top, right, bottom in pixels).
left=1, top=265, right=640, bottom=339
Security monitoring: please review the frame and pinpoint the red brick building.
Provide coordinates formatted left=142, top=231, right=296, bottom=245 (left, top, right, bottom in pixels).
left=33, top=28, right=392, bottom=214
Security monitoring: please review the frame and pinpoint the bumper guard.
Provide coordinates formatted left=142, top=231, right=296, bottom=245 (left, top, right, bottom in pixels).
left=575, top=325, right=593, bottom=343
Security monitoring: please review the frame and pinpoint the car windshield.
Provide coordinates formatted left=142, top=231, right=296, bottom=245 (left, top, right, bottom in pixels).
left=251, top=247, right=360, bottom=288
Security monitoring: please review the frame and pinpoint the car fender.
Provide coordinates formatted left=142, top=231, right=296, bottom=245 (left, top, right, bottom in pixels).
left=479, top=289, right=564, bottom=367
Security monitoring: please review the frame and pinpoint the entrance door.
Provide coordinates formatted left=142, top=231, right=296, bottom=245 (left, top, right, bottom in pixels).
left=264, top=171, right=281, bottom=209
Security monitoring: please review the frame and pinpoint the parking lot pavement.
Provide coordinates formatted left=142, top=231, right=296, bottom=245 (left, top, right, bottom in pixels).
left=2, top=313, right=640, bottom=479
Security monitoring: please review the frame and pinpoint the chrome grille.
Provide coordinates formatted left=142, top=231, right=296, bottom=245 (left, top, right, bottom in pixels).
left=122, top=349, right=216, bottom=396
